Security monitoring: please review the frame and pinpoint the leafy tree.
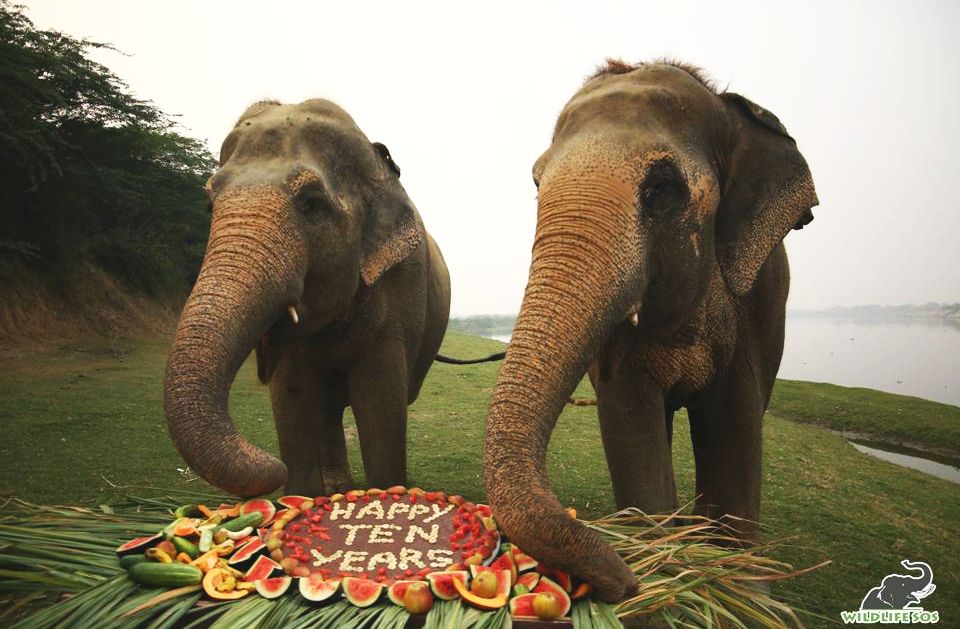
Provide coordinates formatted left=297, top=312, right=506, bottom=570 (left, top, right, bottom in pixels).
left=0, top=1, right=215, bottom=293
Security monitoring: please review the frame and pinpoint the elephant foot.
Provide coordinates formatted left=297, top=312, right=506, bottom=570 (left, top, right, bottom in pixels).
left=320, top=468, right=354, bottom=495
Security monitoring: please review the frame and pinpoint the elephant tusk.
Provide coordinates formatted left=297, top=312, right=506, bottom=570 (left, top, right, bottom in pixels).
left=630, top=311, right=639, bottom=327
left=287, top=305, right=300, bottom=324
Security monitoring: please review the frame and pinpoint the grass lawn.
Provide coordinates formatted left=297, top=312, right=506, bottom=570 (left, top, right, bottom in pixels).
left=770, top=379, right=960, bottom=457
left=1, top=331, right=957, bottom=627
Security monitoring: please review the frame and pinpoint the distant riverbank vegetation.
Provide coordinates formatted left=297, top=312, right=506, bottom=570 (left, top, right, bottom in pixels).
left=789, top=302, right=960, bottom=320
left=451, top=303, right=960, bottom=338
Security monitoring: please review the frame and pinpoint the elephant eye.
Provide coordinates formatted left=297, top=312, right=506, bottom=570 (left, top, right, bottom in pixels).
left=639, top=159, right=688, bottom=214
left=373, top=142, right=400, bottom=177
left=301, top=193, right=332, bottom=218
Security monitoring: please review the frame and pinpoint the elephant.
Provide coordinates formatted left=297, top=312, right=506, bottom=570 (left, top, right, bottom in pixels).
left=484, top=60, right=818, bottom=602
left=860, top=560, right=936, bottom=610
left=164, top=99, right=451, bottom=498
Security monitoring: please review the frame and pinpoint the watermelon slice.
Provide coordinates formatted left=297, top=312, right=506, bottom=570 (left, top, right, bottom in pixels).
left=425, top=570, right=468, bottom=601
left=514, top=571, right=541, bottom=595
left=277, top=495, right=312, bottom=510
left=244, top=555, right=281, bottom=581
left=299, top=575, right=340, bottom=603
left=472, top=550, right=517, bottom=585
left=537, top=565, right=573, bottom=592
left=509, top=592, right=539, bottom=617
left=227, top=538, right=266, bottom=569
left=115, top=533, right=163, bottom=557
left=387, top=580, right=421, bottom=606
left=256, top=576, right=292, bottom=599
left=240, top=498, right=277, bottom=526
left=506, top=543, right=538, bottom=572
left=342, top=577, right=384, bottom=607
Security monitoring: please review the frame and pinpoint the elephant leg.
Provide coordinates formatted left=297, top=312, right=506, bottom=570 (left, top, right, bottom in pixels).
left=687, top=370, right=763, bottom=542
left=270, top=353, right=353, bottom=496
left=591, top=362, right=677, bottom=513
left=347, top=341, right=409, bottom=489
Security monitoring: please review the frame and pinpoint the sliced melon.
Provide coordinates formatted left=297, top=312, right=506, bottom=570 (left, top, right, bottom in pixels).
left=227, top=538, right=266, bottom=569
left=342, top=577, right=384, bottom=607
left=509, top=592, right=539, bottom=617
left=299, top=575, right=341, bottom=603
left=507, top=543, right=538, bottom=572
left=387, top=579, right=421, bottom=606
left=425, top=570, right=468, bottom=601
left=115, top=533, right=163, bottom=557
left=244, top=555, right=281, bottom=581
left=514, top=571, right=541, bottom=595
left=277, top=495, right=312, bottom=510
left=240, top=498, right=277, bottom=526
left=255, top=575, right=292, bottom=599
left=537, top=565, right=573, bottom=592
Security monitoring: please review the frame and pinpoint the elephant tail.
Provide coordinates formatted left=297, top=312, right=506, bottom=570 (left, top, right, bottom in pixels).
left=434, top=351, right=506, bottom=365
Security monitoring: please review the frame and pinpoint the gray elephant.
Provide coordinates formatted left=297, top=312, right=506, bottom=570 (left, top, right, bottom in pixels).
left=164, top=99, right=450, bottom=498
left=860, top=560, right=936, bottom=610
left=484, top=60, right=818, bottom=601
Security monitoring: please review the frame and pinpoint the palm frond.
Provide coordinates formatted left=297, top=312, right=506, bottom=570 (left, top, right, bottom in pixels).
left=0, top=496, right=825, bottom=628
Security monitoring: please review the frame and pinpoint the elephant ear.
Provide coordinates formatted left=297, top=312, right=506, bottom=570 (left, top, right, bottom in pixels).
left=360, top=142, right=423, bottom=286
left=715, top=92, right=819, bottom=296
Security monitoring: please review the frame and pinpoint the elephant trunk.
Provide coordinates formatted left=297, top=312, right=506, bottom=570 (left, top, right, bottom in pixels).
left=164, top=187, right=307, bottom=497
left=484, top=163, right=642, bottom=602
left=902, top=560, right=933, bottom=590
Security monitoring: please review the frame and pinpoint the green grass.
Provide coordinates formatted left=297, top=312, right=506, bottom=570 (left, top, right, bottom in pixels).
left=1, top=331, right=958, bottom=627
left=770, top=380, right=960, bottom=456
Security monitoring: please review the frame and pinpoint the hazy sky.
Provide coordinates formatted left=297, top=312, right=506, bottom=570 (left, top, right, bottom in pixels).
left=24, top=0, right=960, bottom=315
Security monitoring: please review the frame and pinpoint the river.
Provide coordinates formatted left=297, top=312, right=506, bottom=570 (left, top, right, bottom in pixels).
left=780, top=318, right=960, bottom=407
left=483, top=318, right=960, bottom=407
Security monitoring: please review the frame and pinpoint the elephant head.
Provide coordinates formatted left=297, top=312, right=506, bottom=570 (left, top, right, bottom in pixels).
left=862, top=560, right=936, bottom=609
left=484, top=61, right=817, bottom=601
left=164, top=99, right=421, bottom=497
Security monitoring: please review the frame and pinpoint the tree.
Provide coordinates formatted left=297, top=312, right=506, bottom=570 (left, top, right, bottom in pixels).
left=0, top=1, right=215, bottom=293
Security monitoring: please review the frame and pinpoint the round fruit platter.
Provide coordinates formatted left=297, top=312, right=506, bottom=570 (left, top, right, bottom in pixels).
left=115, top=486, right=589, bottom=625
left=0, top=489, right=820, bottom=628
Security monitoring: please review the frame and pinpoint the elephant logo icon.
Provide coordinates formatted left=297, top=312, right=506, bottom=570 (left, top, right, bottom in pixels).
left=860, top=559, right=936, bottom=610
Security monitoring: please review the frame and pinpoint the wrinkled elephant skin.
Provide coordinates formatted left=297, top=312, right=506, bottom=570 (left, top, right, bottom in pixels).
left=485, top=61, right=818, bottom=602
left=164, top=100, right=450, bottom=498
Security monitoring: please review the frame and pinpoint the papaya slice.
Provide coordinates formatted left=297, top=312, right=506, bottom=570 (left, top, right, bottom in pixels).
left=203, top=567, right=250, bottom=600
left=452, top=569, right=510, bottom=610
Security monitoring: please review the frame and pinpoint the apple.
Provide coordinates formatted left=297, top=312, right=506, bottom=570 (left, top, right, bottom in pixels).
left=532, top=592, right=562, bottom=621
left=403, top=581, right=434, bottom=615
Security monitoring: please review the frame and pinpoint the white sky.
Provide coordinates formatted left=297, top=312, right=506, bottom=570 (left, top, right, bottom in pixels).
left=24, top=0, right=960, bottom=315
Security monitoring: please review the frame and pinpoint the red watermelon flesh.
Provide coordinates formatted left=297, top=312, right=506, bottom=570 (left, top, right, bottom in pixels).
left=515, top=571, right=540, bottom=593
left=240, top=498, right=277, bottom=526
left=342, top=577, right=384, bottom=607
left=299, top=575, right=341, bottom=603
left=227, top=538, right=266, bottom=568
left=485, top=551, right=517, bottom=584
left=256, top=576, right=292, bottom=599
left=508, top=543, right=538, bottom=572
left=115, top=533, right=163, bottom=557
left=387, top=579, right=421, bottom=606
left=425, top=570, right=468, bottom=600
left=537, top=565, right=573, bottom=592
left=244, top=555, right=281, bottom=581
left=509, top=592, right=540, bottom=617
left=277, top=495, right=312, bottom=510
